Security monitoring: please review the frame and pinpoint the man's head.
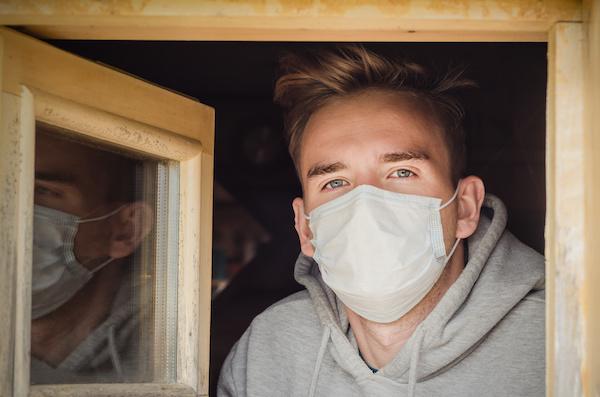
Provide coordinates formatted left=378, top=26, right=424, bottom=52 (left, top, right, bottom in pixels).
left=31, top=126, right=154, bottom=363
left=274, top=44, right=475, bottom=188
left=34, top=125, right=152, bottom=271
left=275, top=46, right=486, bottom=323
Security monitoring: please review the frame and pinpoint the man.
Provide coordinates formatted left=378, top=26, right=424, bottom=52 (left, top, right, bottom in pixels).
left=218, top=45, right=545, bottom=396
left=31, top=126, right=152, bottom=384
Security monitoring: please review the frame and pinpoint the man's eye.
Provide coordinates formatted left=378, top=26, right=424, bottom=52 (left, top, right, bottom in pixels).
left=392, top=169, right=414, bottom=178
left=35, top=185, right=59, bottom=197
left=324, top=179, right=348, bottom=189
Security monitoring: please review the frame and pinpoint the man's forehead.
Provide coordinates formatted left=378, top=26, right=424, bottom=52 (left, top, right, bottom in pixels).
left=298, top=93, right=451, bottom=185
left=302, top=90, right=445, bottom=141
left=34, top=170, right=77, bottom=185
left=37, top=140, right=101, bottom=175
left=36, top=132, right=114, bottom=192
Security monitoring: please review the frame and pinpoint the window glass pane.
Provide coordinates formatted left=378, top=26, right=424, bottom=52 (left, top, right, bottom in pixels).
left=30, top=122, right=176, bottom=384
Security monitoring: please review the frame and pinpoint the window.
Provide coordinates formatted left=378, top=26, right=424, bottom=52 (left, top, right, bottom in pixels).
left=0, top=0, right=597, bottom=394
left=0, top=27, right=214, bottom=396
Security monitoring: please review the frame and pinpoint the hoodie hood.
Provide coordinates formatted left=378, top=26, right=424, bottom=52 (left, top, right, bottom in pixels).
left=293, top=193, right=545, bottom=392
left=30, top=270, right=145, bottom=384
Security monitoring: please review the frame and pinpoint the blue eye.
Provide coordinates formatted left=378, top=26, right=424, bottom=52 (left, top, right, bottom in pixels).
left=324, top=179, right=348, bottom=189
left=393, top=169, right=414, bottom=178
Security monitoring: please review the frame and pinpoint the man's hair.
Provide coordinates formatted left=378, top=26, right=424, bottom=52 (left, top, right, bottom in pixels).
left=36, top=122, right=139, bottom=204
left=273, top=45, right=475, bottom=185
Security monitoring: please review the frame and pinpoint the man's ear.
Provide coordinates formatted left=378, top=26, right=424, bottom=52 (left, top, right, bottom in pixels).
left=455, top=175, right=486, bottom=239
left=107, top=202, right=154, bottom=259
left=292, top=197, right=315, bottom=257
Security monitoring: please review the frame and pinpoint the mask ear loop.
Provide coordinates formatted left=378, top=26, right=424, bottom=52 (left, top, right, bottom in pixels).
left=82, top=257, right=116, bottom=273
left=78, top=204, right=128, bottom=224
left=303, top=209, right=311, bottom=220
left=77, top=204, right=127, bottom=271
left=439, top=179, right=461, bottom=210
left=440, top=180, right=463, bottom=264
left=443, top=237, right=462, bottom=265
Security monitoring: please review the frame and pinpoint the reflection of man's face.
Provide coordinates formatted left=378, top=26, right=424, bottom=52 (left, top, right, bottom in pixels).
left=34, top=131, right=115, bottom=269
left=298, top=91, right=459, bottom=254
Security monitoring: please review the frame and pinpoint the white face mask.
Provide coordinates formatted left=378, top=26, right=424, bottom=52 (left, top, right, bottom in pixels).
left=305, top=183, right=461, bottom=324
left=31, top=204, right=124, bottom=319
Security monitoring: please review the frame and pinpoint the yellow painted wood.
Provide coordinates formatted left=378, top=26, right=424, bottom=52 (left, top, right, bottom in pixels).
left=13, top=86, right=35, bottom=397
left=178, top=153, right=202, bottom=393
left=0, top=90, right=20, bottom=397
left=547, top=22, right=586, bottom=397
left=197, top=151, right=214, bottom=396
left=0, top=27, right=214, bottom=154
left=1, top=27, right=215, bottom=396
left=31, top=88, right=204, bottom=162
left=0, top=0, right=581, bottom=41
left=11, top=24, right=552, bottom=42
left=583, top=0, right=600, bottom=395
left=29, top=383, right=197, bottom=397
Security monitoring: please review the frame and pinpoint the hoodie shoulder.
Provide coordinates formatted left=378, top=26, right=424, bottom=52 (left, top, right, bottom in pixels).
left=218, top=289, right=329, bottom=396
left=406, top=194, right=545, bottom=393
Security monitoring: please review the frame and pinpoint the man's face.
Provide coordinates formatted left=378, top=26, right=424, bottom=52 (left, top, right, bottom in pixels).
left=297, top=91, right=459, bottom=254
left=34, top=131, right=114, bottom=268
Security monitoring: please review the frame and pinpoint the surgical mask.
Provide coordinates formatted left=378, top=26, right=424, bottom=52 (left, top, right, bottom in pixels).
left=305, top=183, right=461, bottom=323
left=31, top=204, right=124, bottom=319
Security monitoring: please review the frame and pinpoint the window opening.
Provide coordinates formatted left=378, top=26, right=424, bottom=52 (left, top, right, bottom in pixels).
left=44, top=41, right=547, bottom=395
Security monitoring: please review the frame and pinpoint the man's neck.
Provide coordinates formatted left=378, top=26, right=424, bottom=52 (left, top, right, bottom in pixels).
left=31, top=262, right=121, bottom=367
left=348, top=244, right=465, bottom=370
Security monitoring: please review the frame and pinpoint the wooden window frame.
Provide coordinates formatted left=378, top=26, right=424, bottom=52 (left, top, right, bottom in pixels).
left=0, top=28, right=214, bottom=396
left=1, top=0, right=598, bottom=395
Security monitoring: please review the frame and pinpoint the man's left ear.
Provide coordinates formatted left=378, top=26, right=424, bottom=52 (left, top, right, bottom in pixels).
left=107, top=202, right=154, bottom=259
left=455, top=175, right=485, bottom=239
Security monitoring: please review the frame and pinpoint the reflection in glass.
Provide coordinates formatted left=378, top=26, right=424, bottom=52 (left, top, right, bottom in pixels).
left=30, top=123, right=173, bottom=384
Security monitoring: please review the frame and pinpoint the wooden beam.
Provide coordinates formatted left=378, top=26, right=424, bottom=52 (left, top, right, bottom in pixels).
left=0, top=0, right=582, bottom=41
left=1, top=27, right=216, bottom=395
left=0, top=27, right=214, bottom=154
left=583, top=0, right=600, bottom=395
left=29, top=383, right=197, bottom=397
left=546, top=22, right=585, bottom=397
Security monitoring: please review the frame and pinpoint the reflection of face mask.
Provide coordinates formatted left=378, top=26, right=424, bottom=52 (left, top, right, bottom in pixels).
left=306, top=183, right=461, bottom=324
left=31, top=204, right=124, bottom=319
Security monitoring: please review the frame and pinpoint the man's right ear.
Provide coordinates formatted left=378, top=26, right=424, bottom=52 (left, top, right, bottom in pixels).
left=106, top=201, right=153, bottom=259
left=292, top=197, right=315, bottom=257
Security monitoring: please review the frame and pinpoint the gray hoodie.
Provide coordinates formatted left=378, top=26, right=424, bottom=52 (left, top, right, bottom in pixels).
left=30, top=271, right=146, bottom=384
left=218, top=194, right=545, bottom=396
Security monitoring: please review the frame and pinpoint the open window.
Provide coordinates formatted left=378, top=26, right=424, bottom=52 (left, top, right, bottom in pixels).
left=0, top=28, right=214, bottom=396
left=0, top=0, right=597, bottom=395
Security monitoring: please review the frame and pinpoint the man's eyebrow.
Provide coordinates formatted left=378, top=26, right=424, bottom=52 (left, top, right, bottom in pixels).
left=379, top=151, right=430, bottom=163
left=306, top=162, right=348, bottom=180
left=35, top=171, right=76, bottom=184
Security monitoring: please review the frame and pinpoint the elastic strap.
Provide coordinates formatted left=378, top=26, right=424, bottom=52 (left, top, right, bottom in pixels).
left=91, top=257, right=115, bottom=274
left=438, top=180, right=461, bottom=210
left=79, top=204, right=127, bottom=224
left=443, top=238, right=462, bottom=265
left=303, top=208, right=311, bottom=220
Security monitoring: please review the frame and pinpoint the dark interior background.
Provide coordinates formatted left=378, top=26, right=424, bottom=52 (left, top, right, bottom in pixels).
left=45, top=40, right=547, bottom=394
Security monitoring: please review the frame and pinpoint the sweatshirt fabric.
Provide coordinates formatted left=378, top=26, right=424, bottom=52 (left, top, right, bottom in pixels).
left=30, top=271, right=146, bottom=384
left=217, top=194, right=545, bottom=396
